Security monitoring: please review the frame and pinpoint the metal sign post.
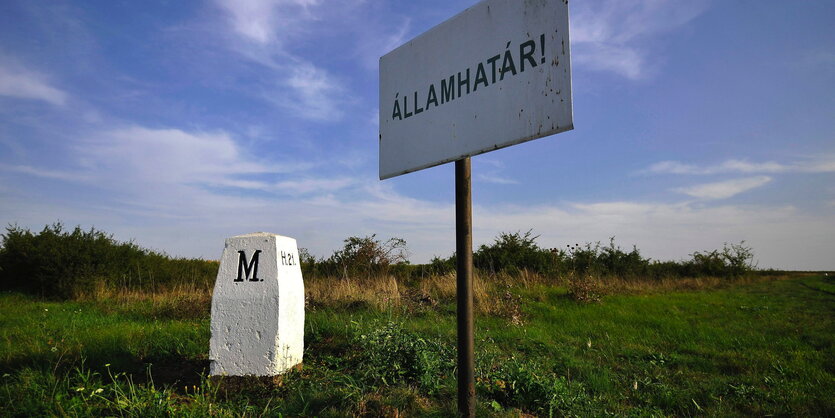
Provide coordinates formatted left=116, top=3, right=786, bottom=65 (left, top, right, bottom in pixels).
left=378, top=1, right=572, bottom=415
left=455, top=157, right=475, bottom=416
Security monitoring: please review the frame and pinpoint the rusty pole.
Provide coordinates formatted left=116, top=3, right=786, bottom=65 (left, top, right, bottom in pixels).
left=455, top=157, right=475, bottom=417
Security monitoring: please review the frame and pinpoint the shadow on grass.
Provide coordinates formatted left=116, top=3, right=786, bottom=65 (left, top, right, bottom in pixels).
left=0, top=349, right=210, bottom=390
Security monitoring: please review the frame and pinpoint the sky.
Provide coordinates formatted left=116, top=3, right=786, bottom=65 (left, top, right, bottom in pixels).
left=1, top=0, right=833, bottom=270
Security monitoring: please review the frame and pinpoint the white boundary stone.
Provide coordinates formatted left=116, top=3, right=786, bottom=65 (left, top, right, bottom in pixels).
left=209, top=233, right=304, bottom=376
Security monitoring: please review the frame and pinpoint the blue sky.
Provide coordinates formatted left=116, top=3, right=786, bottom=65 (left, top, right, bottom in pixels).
left=1, top=0, right=833, bottom=270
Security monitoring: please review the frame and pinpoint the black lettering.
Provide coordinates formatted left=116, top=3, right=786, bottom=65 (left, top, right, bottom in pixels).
left=440, top=75, right=455, bottom=104
left=236, top=250, right=262, bottom=282
left=457, top=68, right=470, bottom=97
left=519, top=40, right=537, bottom=72
left=426, top=84, right=439, bottom=108
left=500, top=47, right=517, bottom=80
left=487, top=55, right=500, bottom=84
left=473, top=62, right=488, bottom=91
left=413, top=91, right=423, bottom=114
left=403, top=95, right=412, bottom=118
left=391, top=94, right=402, bottom=120
left=280, top=251, right=297, bottom=266
left=540, top=34, right=546, bottom=64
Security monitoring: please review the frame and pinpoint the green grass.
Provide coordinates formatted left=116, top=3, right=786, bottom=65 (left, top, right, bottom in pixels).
left=1, top=275, right=833, bottom=416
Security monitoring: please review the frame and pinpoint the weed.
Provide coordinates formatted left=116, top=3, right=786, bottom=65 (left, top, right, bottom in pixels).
left=353, top=322, right=454, bottom=393
left=567, top=274, right=604, bottom=303
left=478, top=356, right=594, bottom=416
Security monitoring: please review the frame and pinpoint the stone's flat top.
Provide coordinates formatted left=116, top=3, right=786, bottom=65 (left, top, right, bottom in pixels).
left=233, top=232, right=277, bottom=238
left=230, top=232, right=296, bottom=240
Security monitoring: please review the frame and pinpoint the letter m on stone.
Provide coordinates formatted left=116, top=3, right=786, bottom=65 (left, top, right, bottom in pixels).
left=235, top=250, right=262, bottom=282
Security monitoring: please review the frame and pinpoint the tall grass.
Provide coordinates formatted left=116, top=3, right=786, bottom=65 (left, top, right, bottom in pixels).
left=2, top=275, right=832, bottom=416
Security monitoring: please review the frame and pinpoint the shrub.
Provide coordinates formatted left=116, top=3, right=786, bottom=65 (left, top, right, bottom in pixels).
left=353, top=322, right=453, bottom=393
left=568, top=275, right=604, bottom=303
left=597, top=238, right=649, bottom=278
left=563, top=238, right=653, bottom=279
left=319, top=235, right=410, bottom=280
left=0, top=223, right=217, bottom=299
left=298, top=247, right=318, bottom=278
left=683, top=241, right=755, bottom=278
left=474, top=230, right=557, bottom=276
left=427, top=255, right=456, bottom=276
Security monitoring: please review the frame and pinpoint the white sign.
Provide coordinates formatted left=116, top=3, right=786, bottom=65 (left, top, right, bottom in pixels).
left=209, top=233, right=305, bottom=376
left=379, top=0, right=573, bottom=180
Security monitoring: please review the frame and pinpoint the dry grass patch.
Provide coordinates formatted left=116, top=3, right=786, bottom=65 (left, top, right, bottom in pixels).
left=76, top=282, right=212, bottom=320
left=595, top=273, right=795, bottom=295
left=305, top=275, right=403, bottom=310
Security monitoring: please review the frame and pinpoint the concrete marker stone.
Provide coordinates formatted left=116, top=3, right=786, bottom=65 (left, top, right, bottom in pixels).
left=209, top=233, right=304, bottom=376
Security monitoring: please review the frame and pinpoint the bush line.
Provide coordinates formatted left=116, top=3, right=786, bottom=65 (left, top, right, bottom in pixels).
left=1, top=224, right=756, bottom=299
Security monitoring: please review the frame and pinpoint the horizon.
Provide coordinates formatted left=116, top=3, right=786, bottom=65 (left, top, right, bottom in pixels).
left=1, top=0, right=834, bottom=270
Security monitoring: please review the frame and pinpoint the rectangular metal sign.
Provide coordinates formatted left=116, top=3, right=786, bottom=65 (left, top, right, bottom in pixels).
left=379, top=0, right=573, bottom=180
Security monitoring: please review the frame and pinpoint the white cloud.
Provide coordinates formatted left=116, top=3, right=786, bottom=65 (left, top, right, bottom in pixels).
left=801, top=49, right=835, bottom=70
left=3, top=159, right=834, bottom=269
left=1, top=123, right=364, bottom=210
left=214, top=0, right=320, bottom=45
left=647, top=160, right=787, bottom=175
left=274, top=177, right=354, bottom=194
left=213, top=0, right=349, bottom=121
left=71, top=126, right=319, bottom=211
left=571, top=0, right=709, bottom=79
left=211, top=0, right=415, bottom=122
left=81, top=126, right=284, bottom=180
left=573, top=44, right=644, bottom=80
left=0, top=164, right=90, bottom=182
left=271, top=61, right=346, bottom=121
left=674, top=176, right=772, bottom=200
left=645, top=156, right=835, bottom=175
left=477, top=174, right=518, bottom=185
left=807, top=156, right=835, bottom=173
left=474, top=159, right=518, bottom=185
left=353, top=16, right=411, bottom=70
left=0, top=59, right=68, bottom=106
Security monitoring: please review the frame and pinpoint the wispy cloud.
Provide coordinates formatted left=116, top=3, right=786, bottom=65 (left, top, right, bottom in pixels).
left=212, top=0, right=347, bottom=121
left=3, top=151, right=833, bottom=269
left=477, top=174, right=519, bottom=185
left=353, top=16, right=411, bottom=70
left=81, top=126, right=285, bottom=177
left=214, top=0, right=321, bottom=45
left=475, top=159, right=518, bottom=185
left=0, top=57, right=68, bottom=106
left=571, top=0, right=709, bottom=79
left=800, top=49, right=835, bottom=71
left=644, top=156, right=835, bottom=175
left=274, top=177, right=354, bottom=194
left=674, top=176, right=772, bottom=200
left=75, top=126, right=313, bottom=204
left=270, top=61, right=346, bottom=121
left=211, top=0, right=407, bottom=122
left=0, top=164, right=89, bottom=182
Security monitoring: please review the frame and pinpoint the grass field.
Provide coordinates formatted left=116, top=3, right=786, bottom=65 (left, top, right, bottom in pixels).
left=1, top=274, right=833, bottom=416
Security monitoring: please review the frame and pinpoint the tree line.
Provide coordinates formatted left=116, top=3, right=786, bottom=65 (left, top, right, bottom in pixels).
left=0, top=223, right=756, bottom=299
